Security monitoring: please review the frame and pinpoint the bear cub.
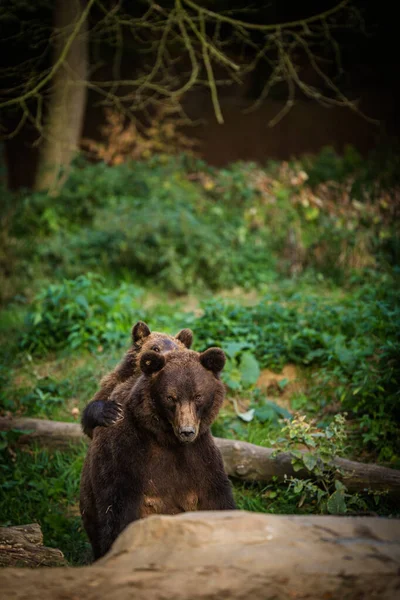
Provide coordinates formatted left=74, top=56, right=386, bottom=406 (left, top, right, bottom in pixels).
left=80, top=348, right=235, bottom=560
left=81, top=321, right=193, bottom=437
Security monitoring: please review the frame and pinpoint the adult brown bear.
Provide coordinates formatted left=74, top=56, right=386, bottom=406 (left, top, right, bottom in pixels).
left=81, top=321, right=193, bottom=437
left=80, top=348, right=235, bottom=560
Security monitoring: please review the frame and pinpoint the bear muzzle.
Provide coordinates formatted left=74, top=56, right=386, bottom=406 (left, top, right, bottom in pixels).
left=177, top=425, right=197, bottom=443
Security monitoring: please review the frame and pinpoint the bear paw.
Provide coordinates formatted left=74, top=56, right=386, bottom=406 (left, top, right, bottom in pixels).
left=100, top=400, right=124, bottom=426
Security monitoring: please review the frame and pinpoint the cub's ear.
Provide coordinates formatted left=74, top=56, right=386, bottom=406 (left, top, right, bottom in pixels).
left=140, top=351, right=166, bottom=376
left=175, top=328, right=193, bottom=349
left=132, top=321, right=151, bottom=344
left=200, top=347, right=226, bottom=374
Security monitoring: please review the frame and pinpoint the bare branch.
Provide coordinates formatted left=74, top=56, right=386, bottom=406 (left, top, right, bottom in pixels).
left=0, top=0, right=96, bottom=109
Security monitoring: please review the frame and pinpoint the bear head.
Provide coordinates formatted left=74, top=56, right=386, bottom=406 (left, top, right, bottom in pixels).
left=137, top=348, right=226, bottom=444
left=132, top=321, right=193, bottom=356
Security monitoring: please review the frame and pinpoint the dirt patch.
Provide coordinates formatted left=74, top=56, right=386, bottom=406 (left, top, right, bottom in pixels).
left=222, top=364, right=305, bottom=413
left=256, top=364, right=304, bottom=409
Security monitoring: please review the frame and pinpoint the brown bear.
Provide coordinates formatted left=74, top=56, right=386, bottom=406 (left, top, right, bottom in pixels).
left=80, top=348, right=236, bottom=560
left=81, top=321, right=193, bottom=438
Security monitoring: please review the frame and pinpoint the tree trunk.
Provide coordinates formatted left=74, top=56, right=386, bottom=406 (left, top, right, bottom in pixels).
left=34, top=0, right=88, bottom=193
left=1, top=416, right=400, bottom=498
left=0, top=512, right=399, bottom=599
left=0, top=524, right=67, bottom=567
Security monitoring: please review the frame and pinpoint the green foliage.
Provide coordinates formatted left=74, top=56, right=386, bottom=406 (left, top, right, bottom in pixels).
left=194, top=274, right=400, bottom=457
left=273, top=414, right=379, bottom=514
left=14, top=159, right=136, bottom=237
left=19, top=273, right=195, bottom=355
left=3, top=145, right=399, bottom=302
left=20, top=274, right=144, bottom=353
left=19, top=268, right=400, bottom=459
left=0, top=443, right=90, bottom=565
left=301, top=145, right=364, bottom=187
left=223, top=342, right=261, bottom=393
left=37, top=160, right=275, bottom=292
left=19, top=379, right=65, bottom=417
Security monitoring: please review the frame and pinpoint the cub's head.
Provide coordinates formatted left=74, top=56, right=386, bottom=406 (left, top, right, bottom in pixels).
left=139, top=348, right=226, bottom=444
left=132, top=321, right=193, bottom=356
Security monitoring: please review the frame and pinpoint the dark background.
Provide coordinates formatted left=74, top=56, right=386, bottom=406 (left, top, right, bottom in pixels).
left=1, top=0, right=399, bottom=188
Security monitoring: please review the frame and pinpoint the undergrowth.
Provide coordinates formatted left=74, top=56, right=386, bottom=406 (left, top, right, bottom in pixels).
left=5, top=266, right=399, bottom=462
left=2, top=145, right=399, bottom=302
left=0, top=440, right=90, bottom=565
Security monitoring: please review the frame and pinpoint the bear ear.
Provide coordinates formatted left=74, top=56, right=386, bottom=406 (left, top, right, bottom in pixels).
left=132, top=321, right=151, bottom=344
left=175, top=328, right=193, bottom=349
left=140, top=351, right=166, bottom=376
left=200, top=347, right=226, bottom=374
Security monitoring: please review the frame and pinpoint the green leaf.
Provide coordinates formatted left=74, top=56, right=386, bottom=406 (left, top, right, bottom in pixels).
left=238, top=352, right=260, bottom=388
left=32, top=313, right=42, bottom=326
left=327, top=490, right=347, bottom=515
left=293, top=481, right=304, bottom=494
left=334, top=480, right=347, bottom=492
left=278, top=378, right=289, bottom=390
left=253, top=404, right=277, bottom=424
left=254, top=400, right=292, bottom=424
left=75, top=295, right=89, bottom=312
left=224, top=341, right=249, bottom=358
left=303, top=452, right=317, bottom=472
left=292, top=460, right=304, bottom=472
left=305, top=205, right=320, bottom=221
left=290, top=449, right=303, bottom=459
left=267, top=401, right=292, bottom=420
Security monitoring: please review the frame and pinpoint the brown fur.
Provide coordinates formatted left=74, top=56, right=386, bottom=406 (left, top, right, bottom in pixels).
left=80, top=348, right=235, bottom=560
left=81, top=322, right=193, bottom=437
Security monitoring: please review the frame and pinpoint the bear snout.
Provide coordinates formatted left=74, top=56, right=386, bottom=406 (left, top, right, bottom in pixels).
left=177, top=425, right=197, bottom=443
left=173, top=403, right=199, bottom=443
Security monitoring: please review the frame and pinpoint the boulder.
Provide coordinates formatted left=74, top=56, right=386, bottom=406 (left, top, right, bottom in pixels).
left=0, top=511, right=399, bottom=599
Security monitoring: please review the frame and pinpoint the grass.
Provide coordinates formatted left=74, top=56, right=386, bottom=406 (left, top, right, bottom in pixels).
left=0, top=443, right=91, bottom=565
left=2, top=349, right=121, bottom=421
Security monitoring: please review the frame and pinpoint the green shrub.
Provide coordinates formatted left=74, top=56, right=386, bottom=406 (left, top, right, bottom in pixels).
left=272, top=414, right=387, bottom=514
left=193, top=273, right=400, bottom=457
left=19, top=273, right=193, bottom=354
left=21, top=269, right=399, bottom=459
left=14, top=160, right=137, bottom=238
left=301, top=145, right=364, bottom=187
left=3, top=146, right=399, bottom=300
left=37, top=164, right=276, bottom=292
left=20, top=274, right=145, bottom=353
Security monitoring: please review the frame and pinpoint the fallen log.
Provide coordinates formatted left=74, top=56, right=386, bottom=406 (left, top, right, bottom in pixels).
left=1, top=416, right=400, bottom=498
left=216, top=436, right=400, bottom=497
left=0, top=416, right=84, bottom=449
left=0, top=523, right=67, bottom=567
left=0, top=512, right=399, bottom=599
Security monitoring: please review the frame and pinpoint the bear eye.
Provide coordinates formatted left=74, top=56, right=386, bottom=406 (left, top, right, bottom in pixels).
left=194, top=394, right=202, bottom=402
left=152, top=346, right=160, bottom=352
left=167, top=395, right=176, bottom=403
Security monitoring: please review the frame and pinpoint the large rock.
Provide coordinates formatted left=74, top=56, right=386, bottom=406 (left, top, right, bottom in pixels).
left=0, top=511, right=399, bottom=599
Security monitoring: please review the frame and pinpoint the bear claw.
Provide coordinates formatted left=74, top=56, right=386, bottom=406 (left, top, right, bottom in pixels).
left=101, top=401, right=124, bottom=426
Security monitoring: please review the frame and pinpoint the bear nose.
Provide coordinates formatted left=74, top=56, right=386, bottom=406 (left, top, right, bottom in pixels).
left=179, top=426, right=196, bottom=441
